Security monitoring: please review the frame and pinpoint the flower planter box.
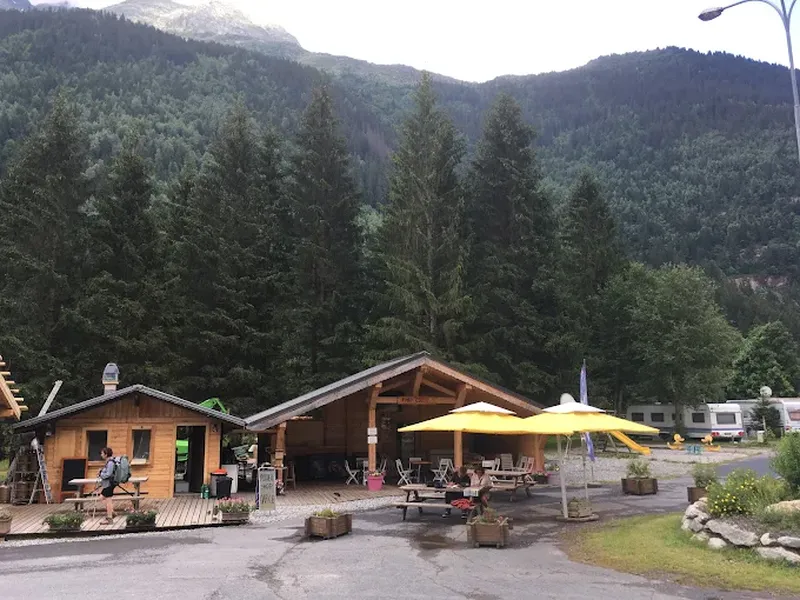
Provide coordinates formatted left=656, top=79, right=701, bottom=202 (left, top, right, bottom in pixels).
left=568, top=498, right=593, bottom=519
left=467, top=517, right=510, bottom=548
left=687, top=486, right=707, bottom=504
left=533, top=474, right=549, bottom=485
left=305, top=513, right=352, bottom=539
left=366, top=475, right=384, bottom=492
left=622, top=477, right=658, bottom=495
left=220, top=512, right=250, bottom=523
left=0, top=518, right=11, bottom=540
left=125, top=525, right=157, bottom=532
left=47, top=525, right=82, bottom=533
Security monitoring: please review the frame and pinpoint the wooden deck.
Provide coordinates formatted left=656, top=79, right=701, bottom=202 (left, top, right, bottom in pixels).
left=4, top=483, right=402, bottom=537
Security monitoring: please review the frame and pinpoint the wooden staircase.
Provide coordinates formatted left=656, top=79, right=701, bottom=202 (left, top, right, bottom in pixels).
left=0, top=354, right=27, bottom=420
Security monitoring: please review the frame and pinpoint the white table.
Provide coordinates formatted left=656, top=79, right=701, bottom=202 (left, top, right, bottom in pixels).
left=66, top=477, right=149, bottom=510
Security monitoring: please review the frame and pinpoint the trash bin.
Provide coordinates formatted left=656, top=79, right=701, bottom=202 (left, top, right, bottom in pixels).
left=756, top=430, right=765, bottom=444
left=216, top=476, right=233, bottom=500
left=222, top=464, right=239, bottom=494
left=210, top=470, right=228, bottom=498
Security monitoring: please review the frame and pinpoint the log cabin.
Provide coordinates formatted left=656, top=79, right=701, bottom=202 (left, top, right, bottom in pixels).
left=245, top=352, right=546, bottom=485
left=12, top=377, right=245, bottom=500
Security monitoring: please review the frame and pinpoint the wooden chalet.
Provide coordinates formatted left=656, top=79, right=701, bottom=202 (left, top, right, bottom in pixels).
left=13, top=383, right=245, bottom=500
left=0, top=355, right=26, bottom=420
left=245, top=352, right=546, bottom=484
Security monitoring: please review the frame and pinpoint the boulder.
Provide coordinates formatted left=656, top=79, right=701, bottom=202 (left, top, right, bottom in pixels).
left=761, top=533, right=778, bottom=547
left=695, top=510, right=712, bottom=525
left=777, top=536, right=800, bottom=549
left=706, top=520, right=759, bottom=547
left=695, top=497, right=709, bottom=511
left=766, top=500, right=800, bottom=514
left=691, top=531, right=710, bottom=543
left=684, top=505, right=701, bottom=519
left=708, top=537, right=728, bottom=550
left=681, top=518, right=692, bottom=531
left=756, top=546, right=800, bottom=565
left=688, top=519, right=705, bottom=533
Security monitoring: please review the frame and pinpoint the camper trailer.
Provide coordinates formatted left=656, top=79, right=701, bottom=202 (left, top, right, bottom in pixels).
left=734, top=398, right=800, bottom=434
left=626, top=403, right=744, bottom=440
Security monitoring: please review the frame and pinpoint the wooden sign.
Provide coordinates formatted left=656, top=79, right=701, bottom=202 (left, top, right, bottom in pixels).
left=257, top=466, right=276, bottom=511
left=367, top=435, right=378, bottom=445
left=367, top=427, right=377, bottom=436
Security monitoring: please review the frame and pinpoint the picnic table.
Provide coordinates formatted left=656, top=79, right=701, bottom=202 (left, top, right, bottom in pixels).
left=65, top=477, right=149, bottom=511
left=396, top=484, right=451, bottom=520
left=487, top=470, right=533, bottom=501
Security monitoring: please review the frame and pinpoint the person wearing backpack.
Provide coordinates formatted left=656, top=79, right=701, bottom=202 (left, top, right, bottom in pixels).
left=98, top=447, right=116, bottom=524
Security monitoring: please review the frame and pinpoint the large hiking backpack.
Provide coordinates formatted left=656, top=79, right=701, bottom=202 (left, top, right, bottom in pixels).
left=113, top=455, right=131, bottom=484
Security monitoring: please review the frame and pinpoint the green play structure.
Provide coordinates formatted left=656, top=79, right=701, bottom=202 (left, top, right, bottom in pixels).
left=176, top=398, right=229, bottom=462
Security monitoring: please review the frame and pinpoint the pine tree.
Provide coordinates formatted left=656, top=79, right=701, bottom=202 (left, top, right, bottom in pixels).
left=367, top=74, right=469, bottom=361
left=463, top=93, right=558, bottom=398
left=71, top=140, right=168, bottom=390
left=0, top=94, right=91, bottom=405
left=283, top=87, right=364, bottom=395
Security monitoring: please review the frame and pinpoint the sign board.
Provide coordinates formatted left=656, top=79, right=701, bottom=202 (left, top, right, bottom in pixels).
left=367, top=435, right=378, bottom=445
left=257, top=466, right=276, bottom=511
left=367, top=427, right=377, bottom=436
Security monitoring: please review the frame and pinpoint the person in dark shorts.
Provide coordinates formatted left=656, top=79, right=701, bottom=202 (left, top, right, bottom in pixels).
left=98, top=447, right=116, bottom=523
left=443, top=466, right=473, bottom=518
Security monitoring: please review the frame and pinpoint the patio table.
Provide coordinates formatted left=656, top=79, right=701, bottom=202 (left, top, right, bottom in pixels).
left=65, top=476, right=149, bottom=511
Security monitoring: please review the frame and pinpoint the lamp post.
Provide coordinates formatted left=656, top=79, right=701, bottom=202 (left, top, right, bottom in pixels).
left=700, top=1, right=800, bottom=166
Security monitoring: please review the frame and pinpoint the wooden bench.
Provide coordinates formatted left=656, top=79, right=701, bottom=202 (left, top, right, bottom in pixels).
left=395, top=501, right=452, bottom=521
left=490, top=482, right=532, bottom=501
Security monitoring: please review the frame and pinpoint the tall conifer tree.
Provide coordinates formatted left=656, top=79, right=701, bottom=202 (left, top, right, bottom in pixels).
left=368, top=74, right=469, bottom=361
left=464, top=94, right=558, bottom=397
left=283, top=87, right=364, bottom=395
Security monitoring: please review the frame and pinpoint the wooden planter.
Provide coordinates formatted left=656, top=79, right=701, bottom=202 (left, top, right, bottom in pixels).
left=47, top=525, right=82, bottom=533
left=305, top=513, right=352, bottom=539
left=687, top=487, right=707, bottom=503
left=220, top=511, right=251, bottom=523
left=567, top=498, right=593, bottom=518
left=466, top=517, right=510, bottom=548
left=533, top=474, right=549, bottom=484
left=622, top=478, right=658, bottom=495
left=0, top=518, right=11, bottom=540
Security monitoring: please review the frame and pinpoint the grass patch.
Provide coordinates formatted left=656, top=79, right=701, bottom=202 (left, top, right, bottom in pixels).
left=564, top=513, right=800, bottom=595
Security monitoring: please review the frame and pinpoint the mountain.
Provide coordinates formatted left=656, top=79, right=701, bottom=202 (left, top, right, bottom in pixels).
left=0, top=8, right=798, bottom=284
left=0, top=0, right=32, bottom=9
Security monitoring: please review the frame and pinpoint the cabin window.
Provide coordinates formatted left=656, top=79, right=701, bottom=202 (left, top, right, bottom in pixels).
left=132, top=429, right=152, bottom=462
left=716, top=413, right=736, bottom=425
left=87, top=431, right=108, bottom=462
left=692, top=412, right=705, bottom=424
left=651, top=413, right=665, bottom=423
left=631, top=412, right=644, bottom=422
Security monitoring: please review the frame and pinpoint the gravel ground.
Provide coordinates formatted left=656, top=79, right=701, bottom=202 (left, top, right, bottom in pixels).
left=251, top=494, right=404, bottom=524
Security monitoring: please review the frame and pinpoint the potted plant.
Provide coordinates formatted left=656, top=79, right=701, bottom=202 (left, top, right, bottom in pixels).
left=688, top=463, right=717, bottom=503
left=532, top=471, right=550, bottom=484
left=621, top=458, right=658, bottom=495
left=125, top=510, right=157, bottom=531
left=567, top=497, right=593, bottom=518
left=466, top=508, right=510, bottom=548
left=43, top=511, right=85, bottom=533
left=214, top=498, right=253, bottom=523
left=305, top=508, right=353, bottom=539
left=0, top=507, right=12, bottom=540
left=366, top=470, right=384, bottom=491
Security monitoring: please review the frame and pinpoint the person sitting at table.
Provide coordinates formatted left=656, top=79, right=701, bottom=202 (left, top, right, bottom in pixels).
left=442, top=466, right=473, bottom=517
left=470, top=466, right=492, bottom=489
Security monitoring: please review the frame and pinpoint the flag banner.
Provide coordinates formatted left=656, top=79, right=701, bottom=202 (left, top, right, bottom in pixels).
left=580, top=361, right=596, bottom=462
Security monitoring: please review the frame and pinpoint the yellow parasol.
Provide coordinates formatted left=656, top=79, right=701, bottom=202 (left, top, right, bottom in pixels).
left=397, top=402, right=548, bottom=434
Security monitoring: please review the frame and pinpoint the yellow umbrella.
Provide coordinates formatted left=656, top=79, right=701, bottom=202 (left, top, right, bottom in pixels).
left=398, top=402, right=542, bottom=434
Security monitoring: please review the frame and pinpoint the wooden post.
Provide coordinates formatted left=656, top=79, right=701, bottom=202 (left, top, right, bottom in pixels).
left=532, top=434, right=547, bottom=472
left=367, top=384, right=381, bottom=472
left=453, top=384, right=468, bottom=468
left=275, top=422, right=287, bottom=484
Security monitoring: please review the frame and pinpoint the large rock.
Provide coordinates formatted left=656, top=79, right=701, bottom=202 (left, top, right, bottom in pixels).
left=761, top=533, right=778, bottom=547
left=681, top=518, right=692, bottom=531
left=688, top=519, right=705, bottom=533
left=691, top=531, right=710, bottom=543
left=706, top=520, right=759, bottom=547
left=756, top=546, right=800, bottom=565
left=695, top=497, right=709, bottom=511
left=766, top=500, right=800, bottom=514
left=684, top=505, right=701, bottom=519
left=708, top=537, right=728, bottom=550
left=777, top=536, right=800, bottom=549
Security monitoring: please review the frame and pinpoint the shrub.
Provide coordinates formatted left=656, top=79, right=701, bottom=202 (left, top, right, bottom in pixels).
left=707, top=469, right=790, bottom=517
left=0, top=508, right=11, bottom=521
left=216, top=499, right=253, bottom=513
left=125, top=510, right=157, bottom=527
left=312, top=508, right=340, bottom=518
left=43, top=512, right=85, bottom=530
left=772, top=432, right=800, bottom=493
left=626, top=458, right=652, bottom=479
left=756, top=507, right=800, bottom=534
left=691, top=463, right=718, bottom=488
left=474, top=508, right=503, bottom=524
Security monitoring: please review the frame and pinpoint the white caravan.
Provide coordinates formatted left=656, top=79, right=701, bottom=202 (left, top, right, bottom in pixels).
left=734, top=398, right=800, bottom=434
left=625, top=403, right=744, bottom=440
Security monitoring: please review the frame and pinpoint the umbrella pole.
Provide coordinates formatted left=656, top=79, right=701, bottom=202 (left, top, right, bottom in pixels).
left=581, top=434, right=588, bottom=501
left=557, top=435, right=568, bottom=519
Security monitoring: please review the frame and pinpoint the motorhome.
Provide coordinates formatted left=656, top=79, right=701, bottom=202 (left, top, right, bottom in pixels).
left=734, top=398, right=800, bottom=434
left=625, top=403, right=744, bottom=440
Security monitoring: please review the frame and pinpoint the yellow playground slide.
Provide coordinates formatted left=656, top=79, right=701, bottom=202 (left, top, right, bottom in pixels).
left=610, top=431, right=651, bottom=455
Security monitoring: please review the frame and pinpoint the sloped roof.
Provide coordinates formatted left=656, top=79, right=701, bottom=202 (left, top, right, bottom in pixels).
left=0, top=373, right=22, bottom=420
left=13, top=384, right=245, bottom=430
left=245, top=352, right=542, bottom=431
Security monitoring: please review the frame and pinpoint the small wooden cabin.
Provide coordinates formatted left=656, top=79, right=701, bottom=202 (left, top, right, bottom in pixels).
left=245, top=352, right=546, bottom=483
left=13, top=385, right=245, bottom=500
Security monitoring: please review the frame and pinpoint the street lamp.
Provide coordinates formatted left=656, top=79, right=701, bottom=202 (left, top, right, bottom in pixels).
left=699, top=1, right=800, bottom=166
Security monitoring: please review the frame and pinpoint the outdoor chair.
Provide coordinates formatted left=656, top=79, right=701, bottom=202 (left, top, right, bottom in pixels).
left=395, top=459, right=414, bottom=486
left=515, top=455, right=528, bottom=471
left=378, top=457, right=387, bottom=474
left=285, top=462, right=297, bottom=490
left=500, top=453, right=514, bottom=471
left=344, top=461, right=361, bottom=486
left=431, top=458, right=451, bottom=484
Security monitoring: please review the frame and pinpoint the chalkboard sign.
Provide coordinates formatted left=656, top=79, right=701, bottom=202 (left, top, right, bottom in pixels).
left=60, top=458, right=87, bottom=500
left=257, top=466, right=276, bottom=511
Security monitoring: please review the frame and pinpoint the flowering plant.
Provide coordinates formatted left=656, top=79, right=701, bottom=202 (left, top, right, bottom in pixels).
left=367, top=471, right=384, bottom=478
left=216, top=498, right=254, bottom=513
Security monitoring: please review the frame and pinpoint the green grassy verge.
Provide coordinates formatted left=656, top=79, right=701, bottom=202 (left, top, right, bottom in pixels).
left=564, top=513, right=800, bottom=595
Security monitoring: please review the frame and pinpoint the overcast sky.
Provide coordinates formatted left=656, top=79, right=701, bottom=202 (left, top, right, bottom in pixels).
left=31, top=0, right=799, bottom=82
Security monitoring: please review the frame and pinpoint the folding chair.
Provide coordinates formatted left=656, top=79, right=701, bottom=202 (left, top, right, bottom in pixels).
left=431, top=459, right=450, bottom=484
left=515, top=455, right=528, bottom=471
left=500, top=453, right=514, bottom=471
left=344, top=461, right=361, bottom=486
left=395, top=459, right=413, bottom=486
left=378, top=457, right=387, bottom=474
